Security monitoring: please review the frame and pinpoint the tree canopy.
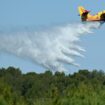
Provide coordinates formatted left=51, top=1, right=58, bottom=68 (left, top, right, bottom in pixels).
left=0, top=67, right=105, bottom=105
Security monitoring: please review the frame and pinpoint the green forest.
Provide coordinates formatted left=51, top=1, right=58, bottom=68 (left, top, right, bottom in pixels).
left=0, top=67, right=105, bottom=105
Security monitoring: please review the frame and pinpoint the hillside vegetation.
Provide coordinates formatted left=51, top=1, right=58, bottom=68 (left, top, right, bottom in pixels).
left=0, top=67, right=105, bottom=105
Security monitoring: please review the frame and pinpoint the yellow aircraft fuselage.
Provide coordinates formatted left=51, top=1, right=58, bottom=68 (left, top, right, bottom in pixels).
left=78, top=6, right=105, bottom=22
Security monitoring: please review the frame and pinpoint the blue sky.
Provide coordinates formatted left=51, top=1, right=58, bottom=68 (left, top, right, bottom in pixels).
left=0, top=0, right=105, bottom=73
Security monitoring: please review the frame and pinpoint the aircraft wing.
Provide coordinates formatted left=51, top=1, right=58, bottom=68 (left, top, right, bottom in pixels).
left=97, top=11, right=105, bottom=17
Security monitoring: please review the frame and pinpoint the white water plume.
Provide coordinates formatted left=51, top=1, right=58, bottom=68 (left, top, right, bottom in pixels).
left=0, top=22, right=100, bottom=72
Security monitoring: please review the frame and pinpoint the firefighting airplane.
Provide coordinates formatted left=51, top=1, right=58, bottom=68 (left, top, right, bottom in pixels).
left=78, top=6, right=105, bottom=23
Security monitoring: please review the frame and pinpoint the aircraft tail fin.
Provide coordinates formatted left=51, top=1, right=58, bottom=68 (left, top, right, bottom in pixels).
left=78, top=6, right=86, bottom=16
left=78, top=6, right=90, bottom=21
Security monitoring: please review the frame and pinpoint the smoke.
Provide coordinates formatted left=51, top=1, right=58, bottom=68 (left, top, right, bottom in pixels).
left=0, top=22, right=100, bottom=72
